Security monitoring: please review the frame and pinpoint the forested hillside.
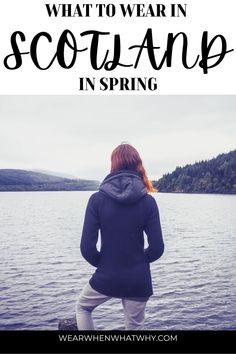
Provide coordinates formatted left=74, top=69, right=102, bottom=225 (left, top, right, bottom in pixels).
left=0, top=169, right=99, bottom=191
left=153, top=150, right=236, bottom=194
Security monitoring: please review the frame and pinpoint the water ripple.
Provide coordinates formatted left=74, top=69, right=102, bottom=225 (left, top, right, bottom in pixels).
left=0, top=191, right=235, bottom=330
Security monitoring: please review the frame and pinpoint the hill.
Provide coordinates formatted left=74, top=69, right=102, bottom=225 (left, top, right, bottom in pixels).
left=153, top=150, right=236, bottom=194
left=0, top=169, right=100, bottom=191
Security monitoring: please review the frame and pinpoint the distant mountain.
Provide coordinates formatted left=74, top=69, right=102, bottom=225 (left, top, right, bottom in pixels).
left=32, top=169, right=78, bottom=179
left=0, top=169, right=100, bottom=191
left=153, top=150, right=236, bottom=194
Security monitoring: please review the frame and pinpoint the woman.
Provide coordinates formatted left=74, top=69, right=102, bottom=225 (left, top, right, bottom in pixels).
left=76, top=143, right=164, bottom=330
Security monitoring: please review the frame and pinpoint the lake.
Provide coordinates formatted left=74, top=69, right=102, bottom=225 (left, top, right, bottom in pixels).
left=0, top=191, right=235, bottom=330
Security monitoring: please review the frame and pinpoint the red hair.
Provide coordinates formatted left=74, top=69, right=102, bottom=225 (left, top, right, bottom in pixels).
left=111, top=143, right=156, bottom=192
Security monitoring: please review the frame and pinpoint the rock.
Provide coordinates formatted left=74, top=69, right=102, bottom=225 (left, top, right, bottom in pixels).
left=58, top=316, right=78, bottom=330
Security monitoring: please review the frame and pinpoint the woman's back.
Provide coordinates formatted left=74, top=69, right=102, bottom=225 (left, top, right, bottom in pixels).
left=76, top=143, right=164, bottom=330
left=80, top=170, right=164, bottom=298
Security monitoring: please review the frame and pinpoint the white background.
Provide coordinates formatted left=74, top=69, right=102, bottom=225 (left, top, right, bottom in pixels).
left=0, top=0, right=235, bottom=94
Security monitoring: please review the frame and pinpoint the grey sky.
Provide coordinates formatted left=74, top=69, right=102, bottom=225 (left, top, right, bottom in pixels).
left=0, top=95, right=235, bottom=181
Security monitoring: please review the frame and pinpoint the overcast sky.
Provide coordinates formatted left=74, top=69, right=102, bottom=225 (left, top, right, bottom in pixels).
left=0, top=95, right=235, bottom=181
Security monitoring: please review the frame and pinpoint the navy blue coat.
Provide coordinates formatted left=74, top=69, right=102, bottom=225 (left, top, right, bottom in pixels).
left=80, top=170, right=164, bottom=298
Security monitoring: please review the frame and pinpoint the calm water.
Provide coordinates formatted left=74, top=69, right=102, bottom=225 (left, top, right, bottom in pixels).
left=0, top=191, right=235, bottom=330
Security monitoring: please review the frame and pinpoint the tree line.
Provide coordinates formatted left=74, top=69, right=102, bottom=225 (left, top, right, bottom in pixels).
left=153, top=150, right=236, bottom=194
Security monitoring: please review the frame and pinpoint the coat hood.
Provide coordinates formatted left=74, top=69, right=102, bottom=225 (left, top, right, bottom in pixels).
left=99, top=170, right=147, bottom=204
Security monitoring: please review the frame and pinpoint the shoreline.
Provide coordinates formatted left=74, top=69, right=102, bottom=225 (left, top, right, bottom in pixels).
left=0, top=190, right=235, bottom=196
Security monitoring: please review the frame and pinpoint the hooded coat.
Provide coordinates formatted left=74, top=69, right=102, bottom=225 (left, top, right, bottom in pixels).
left=80, top=170, right=164, bottom=298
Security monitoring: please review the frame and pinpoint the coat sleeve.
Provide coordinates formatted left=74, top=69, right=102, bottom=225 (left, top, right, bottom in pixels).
left=144, top=197, right=164, bottom=263
left=80, top=193, right=100, bottom=267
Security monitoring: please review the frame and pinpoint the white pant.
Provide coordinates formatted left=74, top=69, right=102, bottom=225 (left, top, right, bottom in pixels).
left=75, top=283, right=149, bottom=330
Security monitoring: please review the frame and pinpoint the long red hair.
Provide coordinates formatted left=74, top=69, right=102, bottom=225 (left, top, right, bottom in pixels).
left=111, top=143, right=156, bottom=192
